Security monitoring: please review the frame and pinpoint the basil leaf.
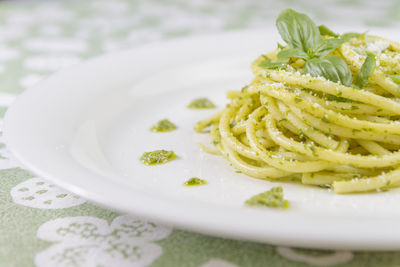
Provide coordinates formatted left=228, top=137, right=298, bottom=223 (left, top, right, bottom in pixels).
left=318, top=25, right=338, bottom=37
left=389, top=75, right=400, bottom=84
left=259, top=57, right=288, bottom=70
left=341, top=32, right=362, bottom=42
left=304, top=56, right=353, bottom=86
left=312, top=38, right=345, bottom=58
left=277, top=48, right=309, bottom=60
left=276, top=9, right=321, bottom=53
left=355, top=53, right=375, bottom=88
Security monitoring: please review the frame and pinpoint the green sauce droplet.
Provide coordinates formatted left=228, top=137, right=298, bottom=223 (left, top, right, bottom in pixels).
left=245, top=186, right=290, bottom=209
left=187, top=98, right=216, bottom=109
left=184, top=177, right=208, bottom=186
left=140, top=150, right=177, bottom=165
left=150, top=119, right=177, bottom=132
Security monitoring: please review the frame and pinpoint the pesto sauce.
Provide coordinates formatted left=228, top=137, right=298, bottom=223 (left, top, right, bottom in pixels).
left=294, top=96, right=303, bottom=103
left=150, top=119, right=177, bottom=132
left=245, top=186, right=290, bottom=209
left=187, top=98, right=216, bottom=109
left=327, top=94, right=353, bottom=103
left=140, top=150, right=177, bottom=165
left=184, top=177, right=208, bottom=186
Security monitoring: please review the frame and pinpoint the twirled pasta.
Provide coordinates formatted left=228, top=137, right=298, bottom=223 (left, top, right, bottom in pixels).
left=195, top=34, right=400, bottom=193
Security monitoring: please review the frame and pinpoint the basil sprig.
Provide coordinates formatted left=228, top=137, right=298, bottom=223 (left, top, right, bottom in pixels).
left=276, top=9, right=344, bottom=60
left=274, top=9, right=349, bottom=85
left=264, top=9, right=371, bottom=88
left=355, top=53, right=376, bottom=88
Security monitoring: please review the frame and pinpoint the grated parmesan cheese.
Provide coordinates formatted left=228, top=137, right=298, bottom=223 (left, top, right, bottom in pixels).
left=366, top=40, right=390, bottom=55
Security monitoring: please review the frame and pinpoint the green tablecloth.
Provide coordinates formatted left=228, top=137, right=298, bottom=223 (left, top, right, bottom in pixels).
left=1, top=1, right=400, bottom=266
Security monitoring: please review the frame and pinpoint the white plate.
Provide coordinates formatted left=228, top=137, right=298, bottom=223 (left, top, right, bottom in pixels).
left=5, top=29, right=400, bottom=251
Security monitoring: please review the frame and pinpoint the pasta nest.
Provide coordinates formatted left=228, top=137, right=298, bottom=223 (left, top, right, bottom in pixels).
left=195, top=35, right=400, bottom=193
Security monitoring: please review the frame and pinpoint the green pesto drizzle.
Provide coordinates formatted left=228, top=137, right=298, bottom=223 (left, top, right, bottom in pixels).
left=188, top=98, right=216, bottom=109
left=245, top=186, right=290, bottom=209
left=140, top=150, right=177, bottom=165
left=150, top=119, right=177, bottom=132
left=184, top=177, right=208, bottom=186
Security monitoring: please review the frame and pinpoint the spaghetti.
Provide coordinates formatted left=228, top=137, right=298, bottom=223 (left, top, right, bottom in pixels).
left=195, top=9, right=400, bottom=193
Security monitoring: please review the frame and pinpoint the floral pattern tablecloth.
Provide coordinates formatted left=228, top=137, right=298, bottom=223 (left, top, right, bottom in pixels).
left=1, top=0, right=400, bottom=266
